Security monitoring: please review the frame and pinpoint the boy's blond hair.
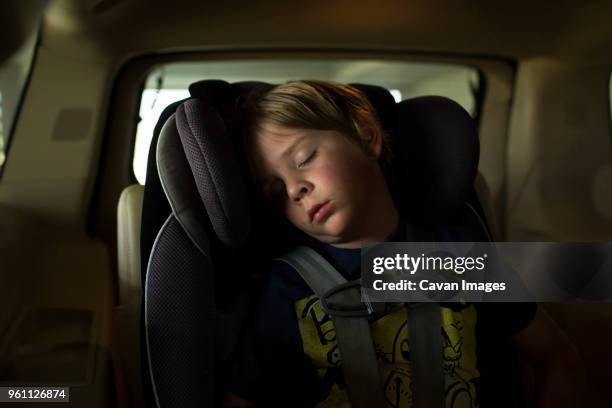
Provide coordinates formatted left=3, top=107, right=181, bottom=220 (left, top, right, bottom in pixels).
left=238, top=80, right=392, bottom=169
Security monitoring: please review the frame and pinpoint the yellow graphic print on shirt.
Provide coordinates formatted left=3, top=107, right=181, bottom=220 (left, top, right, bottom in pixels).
left=295, top=295, right=480, bottom=408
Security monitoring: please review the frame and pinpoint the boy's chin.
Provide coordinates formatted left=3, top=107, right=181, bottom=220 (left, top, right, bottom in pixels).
left=306, top=217, right=355, bottom=244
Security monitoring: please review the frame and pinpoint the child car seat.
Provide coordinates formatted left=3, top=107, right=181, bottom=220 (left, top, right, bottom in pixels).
left=140, top=80, right=495, bottom=407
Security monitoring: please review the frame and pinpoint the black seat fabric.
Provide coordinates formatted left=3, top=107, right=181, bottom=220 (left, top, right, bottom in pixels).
left=141, top=80, right=492, bottom=407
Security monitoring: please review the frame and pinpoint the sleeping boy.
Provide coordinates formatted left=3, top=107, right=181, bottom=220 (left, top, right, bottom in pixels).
left=223, top=80, right=584, bottom=408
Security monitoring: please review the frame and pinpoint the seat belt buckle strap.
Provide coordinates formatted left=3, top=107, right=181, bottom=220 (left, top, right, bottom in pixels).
left=319, top=280, right=374, bottom=317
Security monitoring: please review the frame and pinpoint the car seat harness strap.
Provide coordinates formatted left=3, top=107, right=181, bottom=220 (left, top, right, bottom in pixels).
left=277, top=245, right=444, bottom=408
left=277, top=246, right=384, bottom=408
left=406, top=302, right=444, bottom=408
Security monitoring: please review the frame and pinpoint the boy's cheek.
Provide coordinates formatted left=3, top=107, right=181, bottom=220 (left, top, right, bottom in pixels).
left=284, top=206, right=307, bottom=228
left=316, top=166, right=353, bottom=195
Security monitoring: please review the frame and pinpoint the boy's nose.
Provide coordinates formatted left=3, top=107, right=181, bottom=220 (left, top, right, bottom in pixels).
left=288, top=181, right=310, bottom=202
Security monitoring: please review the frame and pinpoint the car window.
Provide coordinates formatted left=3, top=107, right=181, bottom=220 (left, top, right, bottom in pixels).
left=0, top=30, right=38, bottom=176
left=133, top=60, right=480, bottom=184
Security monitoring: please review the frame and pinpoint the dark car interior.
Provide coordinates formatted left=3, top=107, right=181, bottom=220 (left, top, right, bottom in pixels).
left=1, top=1, right=612, bottom=407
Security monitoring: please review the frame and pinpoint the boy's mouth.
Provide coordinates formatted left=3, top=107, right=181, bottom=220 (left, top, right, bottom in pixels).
left=308, top=200, right=331, bottom=223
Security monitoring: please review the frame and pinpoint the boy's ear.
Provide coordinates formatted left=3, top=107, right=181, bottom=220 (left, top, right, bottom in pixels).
left=359, top=113, right=383, bottom=159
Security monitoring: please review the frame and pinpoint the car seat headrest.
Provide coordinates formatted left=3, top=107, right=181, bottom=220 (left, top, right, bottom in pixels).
left=349, top=83, right=398, bottom=136
left=188, top=80, right=269, bottom=123
left=394, top=96, right=479, bottom=222
left=340, top=85, right=478, bottom=223
left=342, top=85, right=479, bottom=223
left=157, top=99, right=251, bottom=249
left=156, top=80, right=478, bottom=251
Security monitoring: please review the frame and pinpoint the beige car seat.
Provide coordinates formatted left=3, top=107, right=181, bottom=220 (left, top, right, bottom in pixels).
left=116, top=183, right=145, bottom=407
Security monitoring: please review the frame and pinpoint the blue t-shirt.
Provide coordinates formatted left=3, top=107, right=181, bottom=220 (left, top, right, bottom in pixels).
left=226, top=223, right=537, bottom=407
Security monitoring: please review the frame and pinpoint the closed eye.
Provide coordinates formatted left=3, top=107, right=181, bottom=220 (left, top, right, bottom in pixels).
left=298, top=150, right=317, bottom=168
